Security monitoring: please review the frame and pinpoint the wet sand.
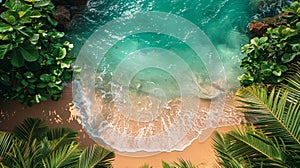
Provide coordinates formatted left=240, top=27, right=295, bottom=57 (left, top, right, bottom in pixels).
left=0, top=86, right=238, bottom=167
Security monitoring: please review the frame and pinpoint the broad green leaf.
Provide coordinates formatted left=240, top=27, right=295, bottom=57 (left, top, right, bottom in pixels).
left=11, top=49, right=25, bottom=67
left=40, top=74, right=51, bottom=82
left=272, top=70, right=282, bottom=76
left=296, top=22, right=300, bottom=29
left=282, top=53, right=296, bottom=63
left=24, top=72, right=34, bottom=79
left=21, top=79, right=28, bottom=86
left=19, top=17, right=32, bottom=24
left=19, top=45, right=39, bottom=62
left=48, top=82, right=56, bottom=88
left=35, top=94, right=41, bottom=103
left=55, top=78, right=62, bottom=84
left=260, top=36, right=268, bottom=43
left=0, top=44, right=12, bottom=59
left=0, top=75, right=10, bottom=86
left=262, top=69, right=272, bottom=76
left=27, top=78, right=36, bottom=83
left=33, top=0, right=51, bottom=7
left=277, top=65, right=288, bottom=72
left=60, top=62, right=70, bottom=68
left=17, top=4, right=32, bottom=17
left=0, top=22, right=13, bottom=32
left=29, top=34, right=39, bottom=45
left=0, top=11, right=18, bottom=25
left=61, top=59, right=73, bottom=68
left=291, top=44, right=300, bottom=51
left=37, top=82, right=48, bottom=88
left=0, top=34, right=9, bottom=40
left=47, top=16, right=58, bottom=26
left=51, top=31, right=65, bottom=38
left=28, top=10, right=42, bottom=18
left=250, top=37, right=259, bottom=46
left=5, top=0, right=16, bottom=10
left=15, top=73, right=22, bottom=79
left=14, top=25, right=25, bottom=30
left=56, top=47, right=66, bottom=59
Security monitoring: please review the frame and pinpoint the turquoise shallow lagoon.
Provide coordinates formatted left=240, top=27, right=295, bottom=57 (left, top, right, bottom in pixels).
left=70, top=0, right=282, bottom=153
left=69, top=0, right=257, bottom=91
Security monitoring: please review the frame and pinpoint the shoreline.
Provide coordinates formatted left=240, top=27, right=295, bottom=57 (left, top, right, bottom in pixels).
left=113, top=126, right=235, bottom=168
left=0, top=86, right=240, bottom=167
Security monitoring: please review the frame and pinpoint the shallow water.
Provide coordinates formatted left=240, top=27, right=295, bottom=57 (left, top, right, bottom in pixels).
left=69, top=0, right=281, bottom=154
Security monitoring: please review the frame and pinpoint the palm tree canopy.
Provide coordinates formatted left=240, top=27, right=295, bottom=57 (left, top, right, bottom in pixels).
left=0, top=118, right=115, bottom=168
left=214, top=62, right=300, bottom=167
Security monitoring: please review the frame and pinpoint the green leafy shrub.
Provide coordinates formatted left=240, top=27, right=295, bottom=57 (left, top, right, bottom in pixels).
left=0, top=0, right=75, bottom=105
left=238, top=1, right=300, bottom=87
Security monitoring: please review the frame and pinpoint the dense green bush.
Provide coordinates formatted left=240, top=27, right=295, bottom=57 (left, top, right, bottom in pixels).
left=238, top=1, right=300, bottom=87
left=0, top=0, right=75, bottom=105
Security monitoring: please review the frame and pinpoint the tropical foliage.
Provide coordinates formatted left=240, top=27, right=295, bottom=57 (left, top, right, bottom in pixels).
left=0, top=118, right=114, bottom=168
left=214, top=62, right=300, bottom=167
left=0, top=0, right=75, bottom=105
left=140, top=159, right=198, bottom=168
left=238, top=1, right=300, bottom=86
left=162, top=159, right=198, bottom=168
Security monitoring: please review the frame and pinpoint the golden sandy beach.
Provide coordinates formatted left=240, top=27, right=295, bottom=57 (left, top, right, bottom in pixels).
left=0, top=86, right=238, bottom=168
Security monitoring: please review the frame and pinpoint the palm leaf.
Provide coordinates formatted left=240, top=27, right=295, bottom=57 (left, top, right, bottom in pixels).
left=227, top=125, right=288, bottom=167
left=162, top=160, right=173, bottom=168
left=282, top=62, right=300, bottom=100
left=7, top=139, right=43, bottom=168
left=171, top=158, right=198, bottom=168
left=12, top=118, right=48, bottom=144
left=139, top=163, right=153, bottom=168
left=42, top=142, right=80, bottom=168
left=79, top=144, right=115, bottom=168
left=0, top=131, right=13, bottom=166
left=46, top=127, right=78, bottom=153
left=162, top=158, right=197, bottom=168
left=236, top=86, right=300, bottom=152
left=213, top=132, right=247, bottom=168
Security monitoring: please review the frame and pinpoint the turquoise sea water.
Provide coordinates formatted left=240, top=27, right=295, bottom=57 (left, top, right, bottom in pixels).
left=70, top=0, right=284, bottom=153
left=69, top=0, right=258, bottom=92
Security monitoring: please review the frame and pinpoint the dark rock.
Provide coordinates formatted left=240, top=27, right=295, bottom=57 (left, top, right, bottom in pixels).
left=52, top=0, right=87, bottom=6
left=249, top=20, right=269, bottom=37
left=53, top=5, right=71, bottom=31
left=262, top=13, right=288, bottom=26
left=52, top=0, right=87, bottom=32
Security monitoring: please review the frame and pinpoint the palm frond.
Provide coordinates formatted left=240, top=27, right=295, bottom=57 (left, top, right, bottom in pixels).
left=79, top=144, right=115, bottom=168
left=7, top=139, right=43, bottom=168
left=171, top=158, right=198, bottom=168
left=139, top=163, right=153, bottom=168
left=213, top=131, right=247, bottom=168
left=214, top=125, right=291, bottom=168
left=227, top=126, right=288, bottom=167
left=162, top=160, right=173, bottom=168
left=42, top=142, right=80, bottom=168
left=282, top=62, right=300, bottom=100
left=0, top=131, right=13, bottom=166
left=162, top=158, right=197, bottom=168
left=46, top=127, right=78, bottom=152
left=12, top=118, right=48, bottom=144
left=236, top=86, right=300, bottom=151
